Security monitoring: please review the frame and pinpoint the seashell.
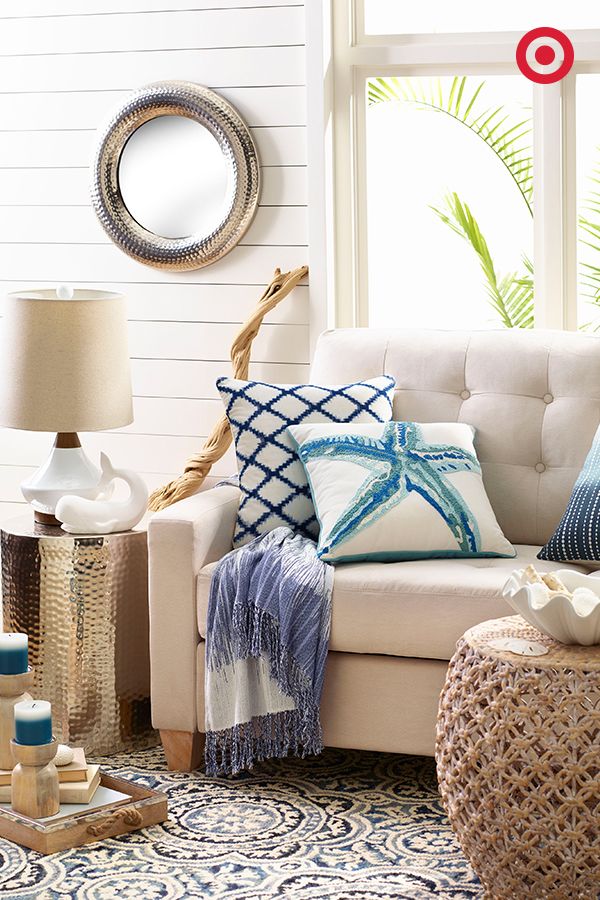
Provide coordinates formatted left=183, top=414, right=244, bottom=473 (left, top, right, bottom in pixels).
left=54, top=744, right=74, bottom=766
left=503, top=568, right=600, bottom=645
left=487, top=637, right=548, bottom=656
left=571, top=587, right=600, bottom=616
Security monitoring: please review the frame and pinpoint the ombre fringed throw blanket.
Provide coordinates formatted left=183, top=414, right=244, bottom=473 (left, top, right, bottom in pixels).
left=205, top=527, right=334, bottom=776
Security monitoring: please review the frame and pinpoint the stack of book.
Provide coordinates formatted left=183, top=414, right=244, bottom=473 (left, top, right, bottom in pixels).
left=0, top=749, right=100, bottom=804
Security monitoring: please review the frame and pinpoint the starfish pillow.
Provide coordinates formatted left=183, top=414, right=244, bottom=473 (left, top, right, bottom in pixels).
left=288, top=421, right=515, bottom=563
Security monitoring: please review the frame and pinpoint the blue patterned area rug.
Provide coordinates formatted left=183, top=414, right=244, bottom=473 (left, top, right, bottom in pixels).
left=0, top=747, right=482, bottom=899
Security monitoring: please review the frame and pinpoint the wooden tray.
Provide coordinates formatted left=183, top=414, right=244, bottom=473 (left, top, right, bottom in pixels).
left=0, top=772, right=167, bottom=854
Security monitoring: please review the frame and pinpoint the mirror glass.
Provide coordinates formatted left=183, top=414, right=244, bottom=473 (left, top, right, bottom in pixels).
left=118, top=115, right=231, bottom=239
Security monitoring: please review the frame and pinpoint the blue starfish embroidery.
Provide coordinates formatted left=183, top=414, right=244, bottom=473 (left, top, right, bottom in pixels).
left=298, top=422, right=482, bottom=556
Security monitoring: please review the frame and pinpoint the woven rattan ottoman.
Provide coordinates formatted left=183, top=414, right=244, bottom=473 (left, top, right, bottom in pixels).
left=436, top=615, right=600, bottom=900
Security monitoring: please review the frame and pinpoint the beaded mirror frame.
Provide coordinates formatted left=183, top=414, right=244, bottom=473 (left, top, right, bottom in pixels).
left=91, top=80, right=260, bottom=271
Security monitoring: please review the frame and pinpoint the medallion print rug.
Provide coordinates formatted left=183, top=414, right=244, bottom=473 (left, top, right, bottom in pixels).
left=0, top=747, right=482, bottom=899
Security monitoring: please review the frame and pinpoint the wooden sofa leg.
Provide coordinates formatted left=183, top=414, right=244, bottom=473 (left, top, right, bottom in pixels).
left=160, top=729, right=205, bottom=772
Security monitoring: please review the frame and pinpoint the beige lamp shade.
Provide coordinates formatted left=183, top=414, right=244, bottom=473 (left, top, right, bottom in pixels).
left=0, top=289, right=133, bottom=432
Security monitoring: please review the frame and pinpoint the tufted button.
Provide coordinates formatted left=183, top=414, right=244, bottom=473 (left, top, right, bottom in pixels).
left=543, top=393, right=553, bottom=404
left=535, top=462, right=546, bottom=474
left=460, top=389, right=471, bottom=400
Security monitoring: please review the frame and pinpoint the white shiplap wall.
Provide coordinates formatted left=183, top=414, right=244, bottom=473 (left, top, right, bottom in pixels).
left=0, top=0, right=309, bottom=525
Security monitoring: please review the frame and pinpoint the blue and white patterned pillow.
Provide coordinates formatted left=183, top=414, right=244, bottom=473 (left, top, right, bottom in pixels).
left=288, top=420, right=515, bottom=564
left=539, top=425, right=600, bottom=562
left=217, top=376, right=396, bottom=547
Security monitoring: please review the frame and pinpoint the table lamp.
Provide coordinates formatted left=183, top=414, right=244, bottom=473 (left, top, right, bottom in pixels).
left=0, top=288, right=133, bottom=525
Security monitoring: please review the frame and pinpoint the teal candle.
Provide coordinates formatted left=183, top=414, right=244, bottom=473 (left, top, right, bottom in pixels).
left=0, top=633, right=28, bottom=675
left=14, top=700, right=52, bottom=745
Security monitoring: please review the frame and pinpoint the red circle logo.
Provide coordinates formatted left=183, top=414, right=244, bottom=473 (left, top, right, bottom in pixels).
left=516, top=27, right=574, bottom=84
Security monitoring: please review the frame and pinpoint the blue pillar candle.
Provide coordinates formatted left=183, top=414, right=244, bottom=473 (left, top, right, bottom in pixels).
left=14, top=700, right=52, bottom=745
left=0, top=633, right=28, bottom=675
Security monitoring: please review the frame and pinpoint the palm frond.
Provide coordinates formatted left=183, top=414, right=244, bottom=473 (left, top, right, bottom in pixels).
left=430, top=192, right=534, bottom=329
left=367, top=76, right=533, bottom=216
left=579, top=154, right=600, bottom=318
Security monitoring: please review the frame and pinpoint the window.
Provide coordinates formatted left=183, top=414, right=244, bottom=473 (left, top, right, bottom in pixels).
left=325, top=1, right=600, bottom=331
left=366, top=75, right=533, bottom=329
left=364, top=1, right=599, bottom=37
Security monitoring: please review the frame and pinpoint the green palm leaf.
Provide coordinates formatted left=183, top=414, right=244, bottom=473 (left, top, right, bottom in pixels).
left=578, top=153, right=600, bottom=330
left=367, top=76, right=533, bottom=215
left=430, top=193, right=533, bottom=328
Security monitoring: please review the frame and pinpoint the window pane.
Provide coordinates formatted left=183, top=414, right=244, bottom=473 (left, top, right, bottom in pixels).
left=365, top=76, right=533, bottom=329
left=365, top=0, right=595, bottom=35
left=577, top=75, right=600, bottom=331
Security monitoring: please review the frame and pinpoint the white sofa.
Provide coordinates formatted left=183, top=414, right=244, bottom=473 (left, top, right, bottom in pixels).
left=148, top=328, right=599, bottom=770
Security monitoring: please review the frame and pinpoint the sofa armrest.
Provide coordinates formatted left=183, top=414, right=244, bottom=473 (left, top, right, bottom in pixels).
left=148, top=484, right=240, bottom=732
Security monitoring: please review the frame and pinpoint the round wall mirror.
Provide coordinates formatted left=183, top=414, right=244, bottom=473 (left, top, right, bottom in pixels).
left=91, top=81, right=260, bottom=271
left=118, top=116, right=232, bottom=240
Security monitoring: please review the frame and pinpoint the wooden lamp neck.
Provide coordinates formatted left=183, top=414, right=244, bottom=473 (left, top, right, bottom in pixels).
left=53, top=433, right=81, bottom=450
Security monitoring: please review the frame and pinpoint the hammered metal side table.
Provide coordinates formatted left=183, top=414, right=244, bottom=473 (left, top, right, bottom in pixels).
left=436, top=616, right=600, bottom=900
left=1, top=517, right=158, bottom=755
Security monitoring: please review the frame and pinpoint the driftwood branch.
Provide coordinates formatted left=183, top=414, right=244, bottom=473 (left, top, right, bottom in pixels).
left=148, top=265, right=308, bottom=512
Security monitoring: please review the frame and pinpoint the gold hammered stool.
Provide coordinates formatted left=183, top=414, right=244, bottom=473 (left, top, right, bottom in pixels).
left=436, top=616, right=600, bottom=900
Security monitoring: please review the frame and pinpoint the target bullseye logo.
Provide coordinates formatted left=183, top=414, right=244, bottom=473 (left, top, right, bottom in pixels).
left=516, top=27, right=574, bottom=83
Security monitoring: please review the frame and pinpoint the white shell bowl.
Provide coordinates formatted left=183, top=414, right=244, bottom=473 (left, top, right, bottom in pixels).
left=503, top=569, right=600, bottom=645
left=54, top=743, right=74, bottom=766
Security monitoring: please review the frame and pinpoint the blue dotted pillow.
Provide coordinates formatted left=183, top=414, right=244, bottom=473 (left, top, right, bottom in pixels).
left=217, top=376, right=396, bottom=547
left=539, top=426, right=600, bottom=562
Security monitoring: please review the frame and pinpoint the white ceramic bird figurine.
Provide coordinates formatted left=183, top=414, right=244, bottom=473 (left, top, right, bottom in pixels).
left=55, top=453, right=148, bottom=534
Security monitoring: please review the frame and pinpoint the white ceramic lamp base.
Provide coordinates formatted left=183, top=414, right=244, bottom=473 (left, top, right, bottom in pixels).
left=20, top=433, right=102, bottom=526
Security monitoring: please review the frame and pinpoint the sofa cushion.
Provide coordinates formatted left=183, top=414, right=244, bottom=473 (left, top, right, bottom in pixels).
left=196, top=546, right=590, bottom=660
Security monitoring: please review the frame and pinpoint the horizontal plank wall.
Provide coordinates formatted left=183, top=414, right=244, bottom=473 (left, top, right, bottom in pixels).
left=0, top=1, right=309, bottom=526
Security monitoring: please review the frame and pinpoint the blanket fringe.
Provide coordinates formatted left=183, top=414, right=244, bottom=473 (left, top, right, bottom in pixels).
left=205, top=709, right=323, bottom=778
left=206, top=604, right=325, bottom=776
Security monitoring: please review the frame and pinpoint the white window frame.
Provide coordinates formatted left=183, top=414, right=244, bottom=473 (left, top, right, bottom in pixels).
left=306, top=0, right=600, bottom=332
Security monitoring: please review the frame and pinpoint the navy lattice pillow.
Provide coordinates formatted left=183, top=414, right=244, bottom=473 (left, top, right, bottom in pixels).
left=539, top=425, right=600, bottom=562
left=217, top=376, right=396, bottom=547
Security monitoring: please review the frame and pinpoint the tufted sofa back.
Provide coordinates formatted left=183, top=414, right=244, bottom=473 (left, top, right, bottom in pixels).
left=309, top=328, right=600, bottom=546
